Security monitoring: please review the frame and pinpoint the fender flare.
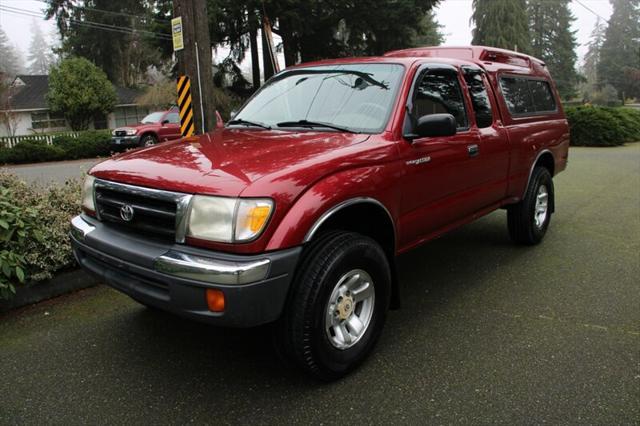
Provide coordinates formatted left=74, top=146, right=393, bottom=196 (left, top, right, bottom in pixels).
left=522, top=149, right=553, bottom=197
left=303, top=196, right=396, bottom=243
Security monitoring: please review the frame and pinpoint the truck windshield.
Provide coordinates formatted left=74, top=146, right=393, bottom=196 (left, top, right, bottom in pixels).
left=141, top=112, right=164, bottom=123
left=231, top=63, right=404, bottom=133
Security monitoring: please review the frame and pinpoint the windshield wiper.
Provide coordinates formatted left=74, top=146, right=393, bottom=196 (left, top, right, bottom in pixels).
left=227, top=118, right=271, bottom=130
left=277, top=120, right=358, bottom=133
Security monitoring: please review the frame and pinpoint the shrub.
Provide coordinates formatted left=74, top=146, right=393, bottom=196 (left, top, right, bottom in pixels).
left=565, top=106, right=640, bottom=147
left=0, top=140, right=66, bottom=164
left=0, top=130, right=111, bottom=164
left=0, top=173, right=81, bottom=299
left=52, top=130, right=111, bottom=159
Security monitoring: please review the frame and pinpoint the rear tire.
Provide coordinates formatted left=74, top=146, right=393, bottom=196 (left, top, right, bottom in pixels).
left=507, top=166, right=554, bottom=245
left=276, top=231, right=391, bottom=381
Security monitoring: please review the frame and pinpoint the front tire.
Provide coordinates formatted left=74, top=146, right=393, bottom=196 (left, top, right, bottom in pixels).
left=507, top=166, right=554, bottom=245
left=277, top=232, right=391, bottom=381
left=140, top=134, right=157, bottom=147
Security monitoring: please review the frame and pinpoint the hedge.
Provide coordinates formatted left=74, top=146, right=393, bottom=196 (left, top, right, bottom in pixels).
left=566, top=106, right=640, bottom=147
left=0, top=173, right=80, bottom=299
left=0, top=130, right=111, bottom=164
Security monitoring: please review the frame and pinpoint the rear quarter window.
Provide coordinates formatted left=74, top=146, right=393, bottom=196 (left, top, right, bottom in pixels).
left=500, top=76, right=557, bottom=116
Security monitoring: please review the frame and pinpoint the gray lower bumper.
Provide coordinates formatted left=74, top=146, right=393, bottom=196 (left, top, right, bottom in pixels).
left=70, top=215, right=301, bottom=327
left=110, top=135, right=140, bottom=148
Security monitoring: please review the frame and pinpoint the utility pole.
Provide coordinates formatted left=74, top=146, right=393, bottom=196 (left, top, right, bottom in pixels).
left=173, top=0, right=216, bottom=133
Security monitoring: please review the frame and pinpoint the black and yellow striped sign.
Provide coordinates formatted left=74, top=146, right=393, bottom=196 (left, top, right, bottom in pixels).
left=177, top=75, right=195, bottom=137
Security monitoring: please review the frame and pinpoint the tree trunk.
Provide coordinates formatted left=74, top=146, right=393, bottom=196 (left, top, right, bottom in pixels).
left=279, top=19, right=298, bottom=67
left=248, top=8, right=261, bottom=89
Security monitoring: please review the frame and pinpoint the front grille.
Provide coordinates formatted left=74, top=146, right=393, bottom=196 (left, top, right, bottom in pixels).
left=114, top=130, right=127, bottom=137
left=95, top=186, right=178, bottom=241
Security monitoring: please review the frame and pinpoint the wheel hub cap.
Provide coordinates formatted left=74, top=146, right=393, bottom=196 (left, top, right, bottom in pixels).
left=336, top=295, right=355, bottom=320
left=325, top=269, right=375, bottom=350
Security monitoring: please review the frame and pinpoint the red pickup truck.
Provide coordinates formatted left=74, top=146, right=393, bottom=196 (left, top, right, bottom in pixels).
left=71, top=46, right=569, bottom=380
left=110, top=109, right=182, bottom=149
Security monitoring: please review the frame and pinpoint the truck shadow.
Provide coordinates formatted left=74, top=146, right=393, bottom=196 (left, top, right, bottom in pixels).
left=110, top=211, right=534, bottom=392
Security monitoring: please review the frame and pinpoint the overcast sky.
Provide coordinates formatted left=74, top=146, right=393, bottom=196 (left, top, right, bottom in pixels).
left=1, top=0, right=614, bottom=67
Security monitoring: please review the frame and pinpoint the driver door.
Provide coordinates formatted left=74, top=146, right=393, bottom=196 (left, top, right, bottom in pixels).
left=160, top=112, right=182, bottom=141
left=397, top=65, right=482, bottom=248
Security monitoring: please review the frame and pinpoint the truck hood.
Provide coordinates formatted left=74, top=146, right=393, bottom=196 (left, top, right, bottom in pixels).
left=90, top=128, right=370, bottom=197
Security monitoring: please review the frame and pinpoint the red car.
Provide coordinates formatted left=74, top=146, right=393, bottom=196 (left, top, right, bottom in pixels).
left=72, top=46, right=569, bottom=380
left=111, top=109, right=181, bottom=149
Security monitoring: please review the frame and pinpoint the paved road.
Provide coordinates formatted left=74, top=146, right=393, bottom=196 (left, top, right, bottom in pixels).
left=1, top=144, right=639, bottom=424
left=0, top=158, right=99, bottom=186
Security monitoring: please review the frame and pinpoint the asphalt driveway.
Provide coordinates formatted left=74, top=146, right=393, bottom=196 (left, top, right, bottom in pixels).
left=0, top=158, right=99, bottom=186
left=1, top=144, right=638, bottom=424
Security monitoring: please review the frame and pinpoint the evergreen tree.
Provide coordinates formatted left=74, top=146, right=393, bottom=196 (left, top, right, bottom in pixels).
left=45, top=0, right=162, bottom=87
left=597, top=0, right=640, bottom=100
left=471, top=0, right=531, bottom=53
left=0, top=26, right=22, bottom=77
left=583, top=18, right=607, bottom=86
left=528, top=0, right=579, bottom=99
left=411, top=10, right=446, bottom=47
left=27, top=20, right=54, bottom=75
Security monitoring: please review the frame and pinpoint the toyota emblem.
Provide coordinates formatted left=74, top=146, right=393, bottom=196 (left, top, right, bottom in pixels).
left=119, top=204, right=135, bottom=222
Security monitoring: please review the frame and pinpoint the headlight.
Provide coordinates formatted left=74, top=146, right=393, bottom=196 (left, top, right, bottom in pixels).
left=125, top=128, right=137, bottom=136
left=81, top=175, right=96, bottom=213
left=187, top=196, right=273, bottom=243
left=111, top=129, right=117, bottom=136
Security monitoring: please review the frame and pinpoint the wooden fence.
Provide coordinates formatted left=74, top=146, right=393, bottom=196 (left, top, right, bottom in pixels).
left=0, top=132, right=80, bottom=149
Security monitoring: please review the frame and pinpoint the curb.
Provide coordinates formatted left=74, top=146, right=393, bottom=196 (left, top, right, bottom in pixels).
left=0, top=269, right=100, bottom=313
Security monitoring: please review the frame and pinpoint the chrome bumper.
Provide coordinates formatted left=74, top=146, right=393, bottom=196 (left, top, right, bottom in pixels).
left=71, top=215, right=270, bottom=285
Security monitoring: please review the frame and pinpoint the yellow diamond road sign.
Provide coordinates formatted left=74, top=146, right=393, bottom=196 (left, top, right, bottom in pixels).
left=171, top=16, right=184, bottom=52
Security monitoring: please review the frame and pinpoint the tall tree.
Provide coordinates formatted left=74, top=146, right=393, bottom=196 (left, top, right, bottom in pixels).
left=582, top=18, right=607, bottom=86
left=45, top=0, right=163, bottom=87
left=471, top=0, right=531, bottom=53
left=0, top=26, right=23, bottom=77
left=27, top=20, right=54, bottom=75
left=528, top=0, right=579, bottom=99
left=266, top=0, right=441, bottom=65
left=411, top=10, right=445, bottom=47
left=597, top=0, right=640, bottom=100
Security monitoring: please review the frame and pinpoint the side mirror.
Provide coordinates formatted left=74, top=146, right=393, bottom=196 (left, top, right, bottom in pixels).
left=161, top=119, right=170, bottom=125
left=407, top=113, right=457, bottom=140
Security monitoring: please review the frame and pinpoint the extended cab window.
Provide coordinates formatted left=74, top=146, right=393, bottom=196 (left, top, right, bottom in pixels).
left=463, top=70, right=493, bottom=128
left=500, top=76, right=557, bottom=115
left=414, top=70, right=468, bottom=129
left=529, top=80, right=556, bottom=112
left=500, top=77, right=534, bottom=114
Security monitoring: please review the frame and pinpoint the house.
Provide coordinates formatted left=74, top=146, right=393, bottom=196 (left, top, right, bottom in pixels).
left=0, top=75, right=151, bottom=137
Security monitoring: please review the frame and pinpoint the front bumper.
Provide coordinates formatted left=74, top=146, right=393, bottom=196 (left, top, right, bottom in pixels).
left=70, top=215, right=301, bottom=327
left=110, top=135, right=140, bottom=148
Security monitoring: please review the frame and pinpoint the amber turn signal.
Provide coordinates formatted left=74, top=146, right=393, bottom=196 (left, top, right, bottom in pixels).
left=206, top=289, right=225, bottom=312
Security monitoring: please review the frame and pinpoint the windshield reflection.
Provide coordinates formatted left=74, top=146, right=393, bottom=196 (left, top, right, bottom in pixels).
left=231, top=64, right=404, bottom=134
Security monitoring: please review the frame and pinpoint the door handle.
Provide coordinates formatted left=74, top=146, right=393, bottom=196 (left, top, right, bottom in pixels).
left=467, top=144, right=479, bottom=157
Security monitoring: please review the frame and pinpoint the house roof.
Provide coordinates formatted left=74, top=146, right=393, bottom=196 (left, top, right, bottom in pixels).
left=7, top=75, right=142, bottom=111
left=9, top=75, right=49, bottom=110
